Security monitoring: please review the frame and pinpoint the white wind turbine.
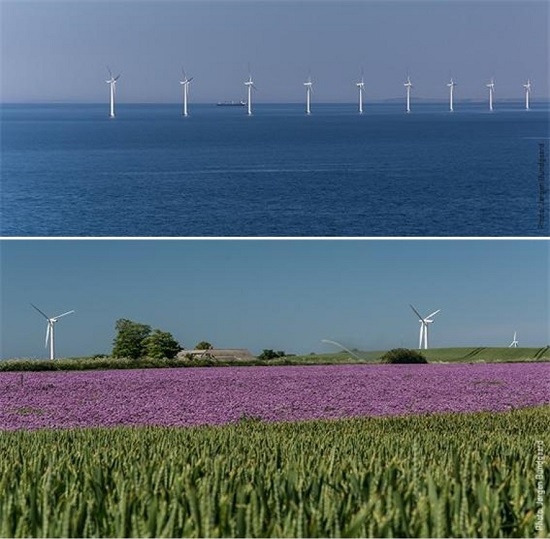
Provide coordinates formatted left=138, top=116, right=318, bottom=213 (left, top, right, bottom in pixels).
left=356, top=71, right=366, bottom=114
left=409, top=305, right=441, bottom=350
left=105, top=67, right=121, bottom=118
left=304, top=74, right=313, bottom=114
left=447, top=78, right=456, bottom=112
left=509, top=332, right=519, bottom=348
left=523, top=80, right=532, bottom=110
left=404, top=76, right=413, bottom=113
left=244, top=71, right=257, bottom=116
left=179, top=68, right=193, bottom=117
left=31, top=304, right=75, bottom=360
left=486, top=78, right=495, bottom=111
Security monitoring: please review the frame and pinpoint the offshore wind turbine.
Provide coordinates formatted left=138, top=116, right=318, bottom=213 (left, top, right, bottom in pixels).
left=244, top=71, right=257, bottom=116
left=179, top=68, right=193, bottom=117
left=31, top=304, right=75, bottom=360
left=304, top=74, right=313, bottom=114
left=404, top=76, right=413, bottom=113
left=105, top=67, right=121, bottom=118
left=447, top=78, right=456, bottom=112
left=486, top=78, right=495, bottom=111
left=523, top=79, right=532, bottom=110
left=356, top=71, right=365, bottom=114
left=409, top=305, right=441, bottom=350
left=509, top=332, right=519, bottom=348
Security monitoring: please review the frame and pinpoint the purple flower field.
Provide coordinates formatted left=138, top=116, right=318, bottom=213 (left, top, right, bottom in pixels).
left=0, top=363, right=548, bottom=430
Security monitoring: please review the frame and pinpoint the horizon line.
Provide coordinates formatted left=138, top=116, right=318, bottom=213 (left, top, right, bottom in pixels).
left=3, top=98, right=549, bottom=105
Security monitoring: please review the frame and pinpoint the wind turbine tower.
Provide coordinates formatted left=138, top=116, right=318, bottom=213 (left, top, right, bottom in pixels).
left=409, top=305, right=441, bottom=350
left=404, top=76, right=413, bottom=113
left=356, top=72, right=365, bottom=114
left=179, top=69, right=193, bottom=117
left=447, top=78, right=456, bottom=112
left=509, top=332, right=519, bottom=348
left=244, top=72, right=257, bottom=116
left=304, top=75, right=313, bottom=114
left=31, top=304, right=75, bottom=360
left=523, top=80, right=532, bottom=110
left=106, top=67, right=121, bottom=118
left=486, top=78, right=495, bottom=111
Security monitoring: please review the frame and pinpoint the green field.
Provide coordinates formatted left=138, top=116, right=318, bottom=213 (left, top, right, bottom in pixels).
left=0, top=407, right=548, bottom=538
left=292, top=346, right=550, bottom=364
left=1, top=346, right=548, bottom=372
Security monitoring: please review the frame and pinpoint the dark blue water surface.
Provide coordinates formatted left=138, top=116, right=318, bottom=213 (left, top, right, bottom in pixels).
left=1, top=102, right=548, bottom=236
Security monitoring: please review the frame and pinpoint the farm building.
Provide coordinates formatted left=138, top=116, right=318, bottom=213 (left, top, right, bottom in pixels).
left=177, top=349, right=256, bottom=361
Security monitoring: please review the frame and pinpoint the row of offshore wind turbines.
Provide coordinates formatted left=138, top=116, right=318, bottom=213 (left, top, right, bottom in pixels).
left=30, top=302, right=520, bottom=361
left=104, top=67, right=535, bottom=117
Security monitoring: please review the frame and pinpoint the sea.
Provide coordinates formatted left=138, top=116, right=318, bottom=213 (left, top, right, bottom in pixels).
left=1, top=102, right=548, bottom=236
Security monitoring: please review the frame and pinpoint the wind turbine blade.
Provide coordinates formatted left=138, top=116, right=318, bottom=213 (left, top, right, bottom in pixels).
left=426, top=309, right=441, bottom=320
left=31, top=303, right=50, bottom=320
left=107, top=66, right=112, bottom=77
left=188, top=77, right=194, bottom=83
left=409, top=304, right=423, bottom=320
left=114, top=74, right=121, bottom=81
left=52, top=310, right=75, bottom=320
left=45, top=324, right=51, bottom=348
left=321, top=339, right=362, bottom=360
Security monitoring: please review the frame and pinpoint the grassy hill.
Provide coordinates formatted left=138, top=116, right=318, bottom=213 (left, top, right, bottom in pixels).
left=293, top=346, right=550, bottom=364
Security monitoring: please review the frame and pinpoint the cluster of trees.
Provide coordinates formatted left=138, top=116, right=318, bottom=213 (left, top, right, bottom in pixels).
left=112, top=319, right=287, bottom=362
left=258, top=349, right=287, bottom=360
left=112, top=319, right=217, bottom=360
left=380, top=348, right=427, bottom=364
left=112, top=319, right=183, bottom=360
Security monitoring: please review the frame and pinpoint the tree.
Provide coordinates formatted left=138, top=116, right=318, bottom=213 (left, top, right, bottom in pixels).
left=195, top=341, right=213, bottom=350
left=258, top=349, right=286, bottom=361
left=380, top=348, right=427, bottom=364
left=112, top=319, right=152, bottom=359
left=144, top=330, right=182, bottom=359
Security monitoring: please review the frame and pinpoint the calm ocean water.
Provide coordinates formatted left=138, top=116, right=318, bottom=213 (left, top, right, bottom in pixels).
left=1, top=102, right=548, bottom=236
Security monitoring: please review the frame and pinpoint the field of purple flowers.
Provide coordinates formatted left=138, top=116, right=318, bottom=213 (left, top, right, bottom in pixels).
left=0, top=363, right=548, bottom=430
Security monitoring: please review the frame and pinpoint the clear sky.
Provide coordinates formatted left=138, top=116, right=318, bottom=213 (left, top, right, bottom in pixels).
left=1, top=239, right=548, bottom=359
left=1, top=0, right=547, bottom=103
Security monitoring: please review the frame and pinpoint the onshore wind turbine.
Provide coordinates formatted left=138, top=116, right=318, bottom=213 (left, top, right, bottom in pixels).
left=486, top=78, right=495, bottom=111
left=31, top=304, right=75, bottom=360
left=179, top=68, right=193, bottom=117
left=409, top=305, right=440, bottom=350
left=404, top=76, right=413, bottom=113
left=321, top=339, right=362, bottom=360
left=509, top=332, right=519, bottom=348
left=106, top=67, right=121, bottom=118
left=244, top=72, right=257, bottom=116
left=523, top=80, right=531, bottom=110
left=356, top=72, right=365, bottom=114
left=304, top=75, right=313, bottom=114
left=447, top=78, right=456, bottom=112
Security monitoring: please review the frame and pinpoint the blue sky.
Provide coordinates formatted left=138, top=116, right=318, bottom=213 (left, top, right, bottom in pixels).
left=1, top=240, right=548, bottom=359
left=1, top=0, right=547, bottom=103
